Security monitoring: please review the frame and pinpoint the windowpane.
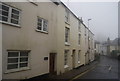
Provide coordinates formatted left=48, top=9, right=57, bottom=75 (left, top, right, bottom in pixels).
left=37, top=17, right=42, bottom=30
left=65, top=9, right=69, bottom=22
left=78, top=34, right=81, bottom=45
left=12, top=9, right=19, bottom=15
left=37, top=17, right=48, bottom=32
left=38, top=18, right=42, bottom=23
left=64, top=50, right=69, bottom=65
left=2, top=10, right=9, bottom=16
left=7, top=64, right=18, bottom=70
left=43, top=20, right=47, bottom=31
left=20, top=51, right=28, bottom=56
left=0, top=10, right=2, bottom=15
left=7, top=50, right=29, bottom=70
left=0, top=16, right=2, bottom=20
left=0, top=3, right=2, bottom=9
left=2, top=16, right=8, bottom=22
left=37, top=26, right=42, bottom=30
left=78, top=50, right=81, bottom=61
left=65, top=27, right=69, bottom=43
left=2, top=5, right=9, bottom=11
left=20, top=63, right=28, bottom=68
left=8, top=52, right=19, bottom=57
left=8, top=58, right=18, bottom=63
left=38, top=22, right=42, bottom=26
left=11, top=19, right=18, bottom=24
left=11, top=14, right=19, bottom=19
left=20, top=58, right=28, bottom=62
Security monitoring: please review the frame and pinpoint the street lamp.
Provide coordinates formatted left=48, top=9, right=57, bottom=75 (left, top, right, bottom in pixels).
left=88, top=18, right=92, bottom=29
left=87, top=18, right=92, bottom=64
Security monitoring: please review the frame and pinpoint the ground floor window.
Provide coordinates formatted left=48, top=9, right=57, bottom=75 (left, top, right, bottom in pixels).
left=7, top=50, right=30, bottom=71
left=64, top=50, right=69, bottom=66
left=78, top=50, right=81, bottom=63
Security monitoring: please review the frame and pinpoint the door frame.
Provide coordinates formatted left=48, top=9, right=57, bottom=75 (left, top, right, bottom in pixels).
left=49, top=53, right=56, bottom=74
left=72, top=50, right=76, bottom=69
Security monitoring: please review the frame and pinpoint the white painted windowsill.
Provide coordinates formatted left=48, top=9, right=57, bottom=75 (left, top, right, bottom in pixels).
left=0, top=21, right=21, bottom=28
left=36, top=29, right=48, bottom=34
left=5, top=67, right=30, bottom=74
left=78, top=61, right=80, bottom=64
left=64, top=65, right=69, bottom=68
left=65, top=42, right=70, bottom=46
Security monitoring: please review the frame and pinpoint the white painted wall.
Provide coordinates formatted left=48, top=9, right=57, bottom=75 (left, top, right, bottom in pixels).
left=0, top=23, right=2, bottom=80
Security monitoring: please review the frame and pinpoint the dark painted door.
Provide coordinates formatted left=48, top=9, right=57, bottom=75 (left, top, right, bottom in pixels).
left=49, top=53, right=56, bottom=74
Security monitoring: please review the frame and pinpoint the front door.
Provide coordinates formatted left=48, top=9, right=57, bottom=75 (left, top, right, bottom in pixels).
left=49, top=53, right=56, bottom=74
left=72, top=50, right=75, bottom=69
left=85, top=53, right=89, bottom=64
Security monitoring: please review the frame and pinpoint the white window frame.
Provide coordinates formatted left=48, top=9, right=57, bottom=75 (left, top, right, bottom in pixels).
left=85, top=28, right=87, bottom=36
left=78, top=50, right=81, bottom=63
left=64, top=50, right=69, bottom=67
left=6, top=50, right=30, bottom=73
left=37, top=17, right=48, bottom=33
left=78, top=21, right=81, bottom=32
left=78, top=34, right=81, bottom=45
left=65, top=9, right=70, bottom=23
left=0, top=3, right=21, bottom=27
left=65, top=27, right=70, bottom=45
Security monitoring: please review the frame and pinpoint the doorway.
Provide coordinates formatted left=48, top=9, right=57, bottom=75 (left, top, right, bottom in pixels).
left=85, top=53, right=89, bottom=64
left=49, top=53, right=56, bottom=74
left=72, top=50, right=76, bottom=69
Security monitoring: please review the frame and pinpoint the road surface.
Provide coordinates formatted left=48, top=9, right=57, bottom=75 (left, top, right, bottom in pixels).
left=74, top=55, right=119, bottom=80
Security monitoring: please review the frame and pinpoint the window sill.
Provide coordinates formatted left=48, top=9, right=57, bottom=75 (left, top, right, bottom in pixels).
left=5, top=67, right=30, bottom=74
left=28, top=1, right=38, bottom=6
left=36, top=29, right=48, bottom=34
left=78, top=61, right=80, bottom=64
left=0, top=21, right=21, bottom=28
left=65, top=42, right=70, bottom=46
left=64, top=65, right=69, bottom=69
left=65, top=21, right=70, bottom=25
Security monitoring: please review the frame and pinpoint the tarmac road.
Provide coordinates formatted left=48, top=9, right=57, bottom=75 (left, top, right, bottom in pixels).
left=73, top=55, right=119, bottom=80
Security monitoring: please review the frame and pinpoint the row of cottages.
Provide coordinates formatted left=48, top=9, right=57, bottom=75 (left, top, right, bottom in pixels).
left=0, top=0, right=94, bottom=80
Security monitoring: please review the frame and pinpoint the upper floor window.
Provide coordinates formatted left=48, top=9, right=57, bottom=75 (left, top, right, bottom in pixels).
left=65, top=27, right=70, bottom=44
left=85, top=28, right=87, bottom=36
left=0, top=3, right=20, bottom=26
left=78, top=34, right=81, bottom=45
left=7, top=50, right=30, bottom=72
left=65, top=9, right=70, bottom=23
left=37, top=17, right=48, bottom=32
left=78, top=21, right=81, bottom=32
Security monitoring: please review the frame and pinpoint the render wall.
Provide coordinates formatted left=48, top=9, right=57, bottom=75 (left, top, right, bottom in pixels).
left=56, top=3, right=94, bottom=74
left=2, top=2, right=57, bottom=79
left=0, top=23, right=2, bottom=80
left=56, top=4, right=85, bottom=74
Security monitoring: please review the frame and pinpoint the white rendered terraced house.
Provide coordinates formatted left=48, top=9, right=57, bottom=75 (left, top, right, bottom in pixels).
left=0, top=0, right=95, bottom=80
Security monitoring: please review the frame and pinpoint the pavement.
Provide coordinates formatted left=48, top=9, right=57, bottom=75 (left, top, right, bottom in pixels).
left=22, top=60, right=98, bottom=81
left=22, top=55, right=120, bottom=81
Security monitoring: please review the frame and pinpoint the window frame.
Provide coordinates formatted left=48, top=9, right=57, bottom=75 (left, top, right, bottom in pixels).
left=78, top=21, right=81, bottom=32
left=0, top=3, right=21, bottom=27
left=78, top=50, right=81, bottom=63
left=78, top=34, right=81, bottom=45
left=64, top=50, right=69, bottom=67
left=65, top=9, right=70, bottom=23
left=6, top=50, right=30, bottom=73
left=37, top=17, right=48, bottom=33
left=65, top=27, right=70, bottom=45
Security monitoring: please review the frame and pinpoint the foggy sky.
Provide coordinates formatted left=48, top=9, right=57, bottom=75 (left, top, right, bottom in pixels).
left=62, top=1, right=118, bottom=42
